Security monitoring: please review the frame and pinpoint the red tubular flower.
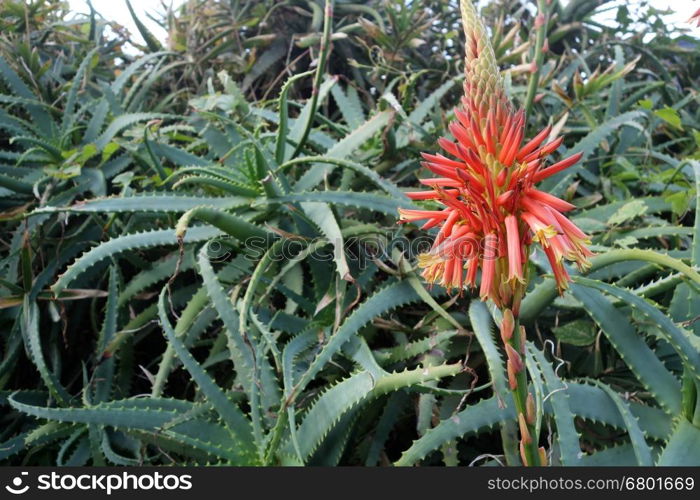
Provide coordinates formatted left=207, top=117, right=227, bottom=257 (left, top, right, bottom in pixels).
left=398, top=8, right=593, bottom=306
left=505, top=215, right=524, bottom=283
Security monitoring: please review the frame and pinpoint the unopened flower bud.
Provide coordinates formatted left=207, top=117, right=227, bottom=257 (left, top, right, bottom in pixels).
left=506, top=343, right=523, bottom=372
left=500, top=309, right=514, bottom=343
left=539, top=446, right=548, bottom=465
left=496, top=168, right=508, bottom=187
left=520, top=442, right=528, bottom=466
left=507, top=360, right=518, bottom=390
left=518, top=413, right=532, bottom=444
left=526, top=393, right=536, bottom=425
left=498, top=282, right=513, bottom=306
left=534, top=13, right=545, bottom=28
left=542, top=38, right=549, bottom=53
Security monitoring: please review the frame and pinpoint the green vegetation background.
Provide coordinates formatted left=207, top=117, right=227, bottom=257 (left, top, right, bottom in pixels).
left=0, top=0, right=699, bottom=466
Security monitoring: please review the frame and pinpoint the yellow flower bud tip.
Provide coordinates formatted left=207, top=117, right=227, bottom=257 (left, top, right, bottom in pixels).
left=538, top=447, right=548, bottom=466
left=460, top=0, right=502, bottom=100
left=518, top=413, right=532, bottom=444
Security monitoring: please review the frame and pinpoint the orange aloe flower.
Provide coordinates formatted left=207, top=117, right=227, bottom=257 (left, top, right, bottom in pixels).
left=398, top=0, right=592, bottom=309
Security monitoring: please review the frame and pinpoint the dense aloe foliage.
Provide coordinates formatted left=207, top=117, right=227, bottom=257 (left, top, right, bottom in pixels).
left=1, top=0, right=699, bottom=466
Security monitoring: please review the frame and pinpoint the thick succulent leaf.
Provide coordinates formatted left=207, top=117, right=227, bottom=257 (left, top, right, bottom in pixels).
left=157, top=289, right=257, bottom=461
left=527, top=344, right=581, bottom=465
left=570, top=284, right=681, bottom=414
left=657, top=419, right=700, bottom=466
left=574, top=277, right=700, bottom=380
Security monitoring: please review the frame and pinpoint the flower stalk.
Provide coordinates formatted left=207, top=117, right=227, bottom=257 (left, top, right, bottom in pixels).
left=524, top=0, right=549, bottom=116
left=502, top=311, right=543, bottom=465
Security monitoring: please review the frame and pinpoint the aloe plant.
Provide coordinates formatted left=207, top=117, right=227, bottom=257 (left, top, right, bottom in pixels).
left=1, top=0, right=699, bottom=467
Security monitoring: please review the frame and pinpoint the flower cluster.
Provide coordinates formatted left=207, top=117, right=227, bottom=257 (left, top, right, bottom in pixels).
left=398, top=2, right=592, bottom=308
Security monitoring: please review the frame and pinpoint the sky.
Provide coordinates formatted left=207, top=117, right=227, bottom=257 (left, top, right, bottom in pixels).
left=67, top=0, right=185, bottom=47
left=68, top=0, right=700, bottom=48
